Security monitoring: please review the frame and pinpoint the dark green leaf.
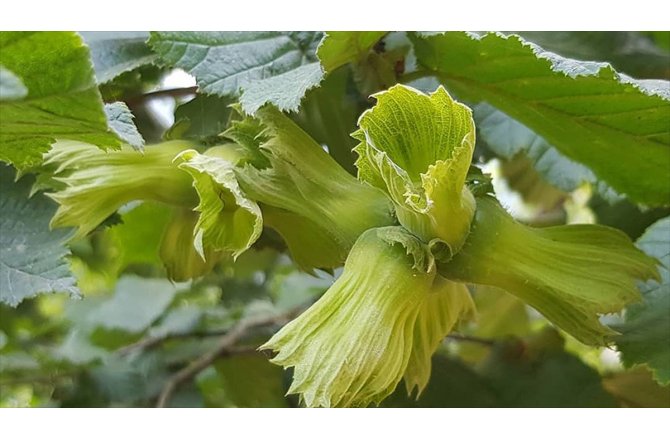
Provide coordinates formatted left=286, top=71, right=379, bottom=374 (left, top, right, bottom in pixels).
left=410, top=32, right=670, bottom=205
left=86, top=276, right=181, bottom=333
left=517, top=32, right=670, bottom=80
left=316, top=31, right=387, bottom=72
left=80, top=31, right=156, bottom=83
left=0, top=166, right=78, bottom=307
left=382, top=356, right=499, bottom=407
left=291, top=68, right=362, bottom=173
left=475, top=102, right=596, bottom=193
left=148, top=32, right=324, bottom=114
left=166, top=95, right=233, bottom=143
left=106, top=202, right=172, bottom=271
left=198, top=354, right=289, bottom=408
left=616, top=216, right=670, bottom=385
left=104, top=102, right=145, bottom=150
left=480, top=334, right=617, bottom=407
left=0, top=31, right=124, bottom=169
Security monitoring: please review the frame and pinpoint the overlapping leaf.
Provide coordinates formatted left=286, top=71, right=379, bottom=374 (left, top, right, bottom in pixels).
left=0, top=166, right=78, bottom=307
left=410, top=32, right=670, bottom=205
left=0, top=32, right=129, bottom=168
left=317, top=31, right=387, bottom=73
left=80, top=31, right=156, bottom=83
left=616, top=216, right=670, bottom=385
left=148, top=32, right=324, bottom=114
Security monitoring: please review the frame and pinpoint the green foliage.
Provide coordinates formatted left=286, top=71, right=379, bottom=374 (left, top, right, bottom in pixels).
left=616, top=216, right=670, bottom=385
left=1, top=31, right=669, bottom=409
left=0, top=166, right=78, bottom=306
left=0, top=32, right=130, bottom=169
left=103, top=102, right=145, bottom=150
left=474, top=102, right=599, bottom=194
left=167, top=95, right=233, bottom=143
left=80, top=31, right=156, bottom=84
left=148, top=32, right=324, bottom=113
left=410, top=32, right=670, bottom=205
left=385, top=330, right=618, bottom=408
left=317, top=31, right=387, bottom=73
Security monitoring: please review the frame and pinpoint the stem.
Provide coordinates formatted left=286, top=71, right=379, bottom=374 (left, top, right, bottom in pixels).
left=123, top=86, right=199, bottom=107
left=155, top=308, right=299, bottom=408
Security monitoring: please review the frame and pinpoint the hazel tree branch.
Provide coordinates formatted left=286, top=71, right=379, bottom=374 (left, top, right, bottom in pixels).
left=155, top=308, right=299, bottom=408
left=122, top=86, right=199, bottom=107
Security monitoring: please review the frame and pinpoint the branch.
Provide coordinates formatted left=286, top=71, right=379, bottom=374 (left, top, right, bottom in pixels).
left=116, top=328, right=236, bottom=356
left=122, top=86, right=199, bottom=107
left=155, top=309, right=298, bottom=408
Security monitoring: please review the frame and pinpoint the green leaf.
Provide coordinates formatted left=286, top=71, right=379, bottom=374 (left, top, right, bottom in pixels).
left=0, top=32, right=125, bottom=169
left=0, top=166, right=78, bottom=307
left=148, top=32, right=324, bottom=114
left=517, top=32, right=670, bottom=80
left=104, top=102, right=145, bottom=150
left=79, top=31, right=156, bottom=83
left=166, top=95, right=233, bottom=143
left=616, top=216, right=670, bottom=385
left=478, top=330, right=617, bottom=407
left=386, top=332, right=617, bottom=408
left=0, top=65, right=27, bottom=101
left=316, top=31, right=387, bottom=72
left=474, top=103, right=596, bottom=193
left=239, top=63, right=324, bottom=115
left=87, top=276, right=180, bottom=333
left=291, top=68, right=361, bottom=173
left=107, top=202, right=172, bottom=270
left=410, top=32, right=670, bottom=205
left=198, top=354, right=289, bottom=408
left=382, top=356, right=499, bottom=408
left=270, top=270, right=332, bottom=312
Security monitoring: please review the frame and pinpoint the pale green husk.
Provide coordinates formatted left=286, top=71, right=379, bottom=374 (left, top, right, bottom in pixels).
left=159, top=208, right=224, bottom=281
left=225, top=105, right=394, bottom=270
left=261, top=226, right=474, bottom=407
left=175, top=145, right=262, bottom=260
left=404, top=277, right=475, bottom=396
left=440, top=196, right=661, bottom=346
left=45, top=140, right=197, bottom=239
left=353, top=84, right=476, bottom=254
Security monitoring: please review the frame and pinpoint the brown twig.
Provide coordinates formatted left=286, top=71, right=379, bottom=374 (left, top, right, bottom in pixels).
left=123, top=86, right=199, bottom=107
left=155, top=309, right=298, bottom=408
left=116, top=328, right=239, bottom=356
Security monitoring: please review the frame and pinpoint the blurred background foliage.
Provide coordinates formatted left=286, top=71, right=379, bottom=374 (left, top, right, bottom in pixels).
left=1, top=31, right=669, bottom=407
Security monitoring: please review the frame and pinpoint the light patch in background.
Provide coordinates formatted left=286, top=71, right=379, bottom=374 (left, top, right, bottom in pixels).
left=482, top=158, right=539, bottom=221
left=145, top=69, right=198, bottom=130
